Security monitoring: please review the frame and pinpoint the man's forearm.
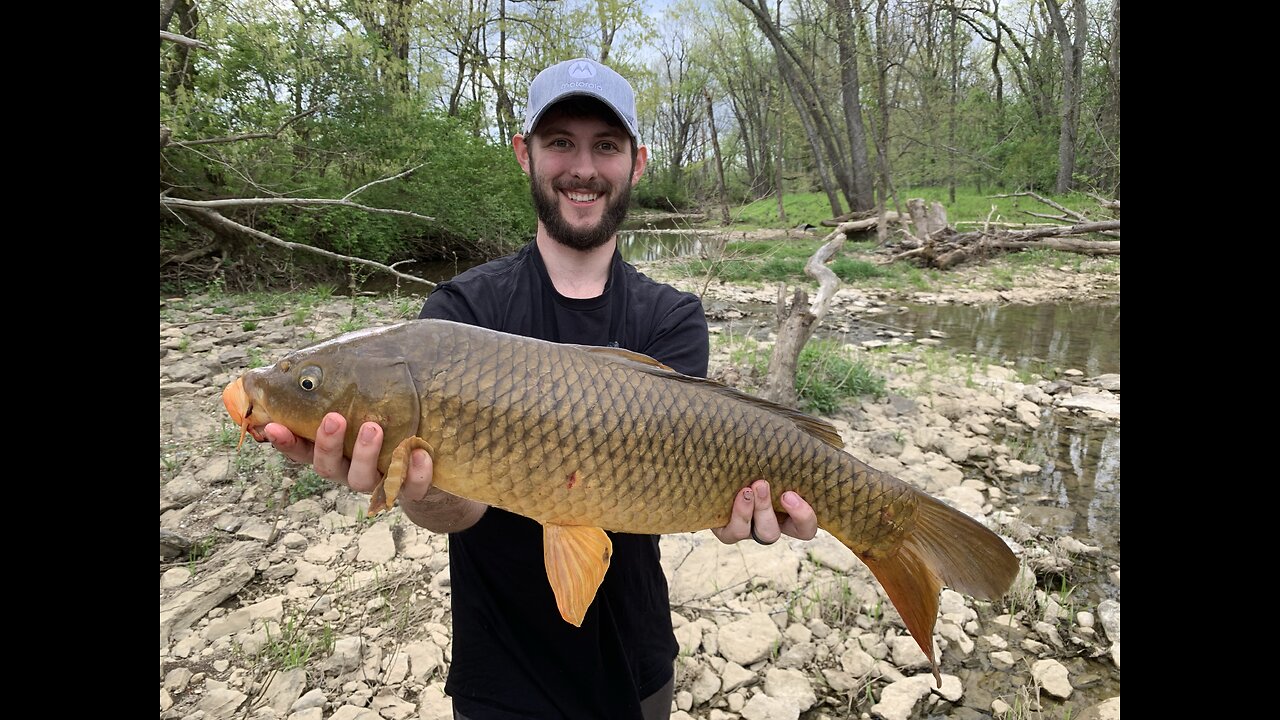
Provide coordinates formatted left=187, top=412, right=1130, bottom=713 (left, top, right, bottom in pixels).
left=401, top=486, right=487, bottom=533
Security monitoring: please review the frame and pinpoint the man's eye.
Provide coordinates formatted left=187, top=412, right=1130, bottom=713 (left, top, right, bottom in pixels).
left=598, top=142, right=618, bottom=152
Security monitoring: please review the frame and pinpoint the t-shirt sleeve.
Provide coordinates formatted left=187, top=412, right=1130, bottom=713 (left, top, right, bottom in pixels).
left=641, top=292, right=709, bottom=379
left=418, top=282, right=481, bottom=325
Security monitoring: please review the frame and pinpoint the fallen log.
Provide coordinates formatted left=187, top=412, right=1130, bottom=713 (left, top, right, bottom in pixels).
left=887, top=197, right=1120, bottom=269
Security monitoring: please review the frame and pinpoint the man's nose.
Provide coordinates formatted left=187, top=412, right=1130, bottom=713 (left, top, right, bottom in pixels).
left=568, top=147, right=597, bottom=181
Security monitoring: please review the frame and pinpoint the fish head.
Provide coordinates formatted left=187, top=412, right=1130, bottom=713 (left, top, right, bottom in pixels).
left=221, top=325, right=422, bottom=466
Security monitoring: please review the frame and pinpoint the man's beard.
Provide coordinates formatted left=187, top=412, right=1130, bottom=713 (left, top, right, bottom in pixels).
left=528, top=155, right=633, bottom=252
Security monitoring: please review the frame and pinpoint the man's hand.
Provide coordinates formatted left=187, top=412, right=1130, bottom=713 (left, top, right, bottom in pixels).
left=711, top=479, right=818, bottom=545
left=263, top=412, right=482, bottom=532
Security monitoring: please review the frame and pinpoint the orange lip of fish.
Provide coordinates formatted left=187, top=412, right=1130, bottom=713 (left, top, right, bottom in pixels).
left=222, top=377, right=268, bottom=448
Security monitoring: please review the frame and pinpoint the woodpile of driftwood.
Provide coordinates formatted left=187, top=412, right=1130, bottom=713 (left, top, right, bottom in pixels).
left=887, top=193, right=1120, bottom=269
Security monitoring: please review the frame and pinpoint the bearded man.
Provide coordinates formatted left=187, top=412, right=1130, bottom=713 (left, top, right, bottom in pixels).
left=265, top=57, right=818, bottom=719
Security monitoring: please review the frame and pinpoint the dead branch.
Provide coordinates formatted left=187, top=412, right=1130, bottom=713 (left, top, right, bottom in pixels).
left=1086, top=192, right=1120, bottom=214
left=883, top=197, right=1120, bottom=269
left=162, top=242, right=220, bottom=266
left=344, top=164, right=422, bottom=201
left=820, top=212, right=901, bottom=231
left=1022, top=211, right=1077, bottom=222
left=989, top=192, right=1087, bottom=222
left=160, top=30, right=209, bottom=49
left=1007, top=220, right=1119, bottom=241
left=161, top=196, right=436, bottom=225
left=172, top=206, right=436, bottom=288
left=167, top=108, right=321, bottom=148
left=989, top=237, right=1120, bottom=254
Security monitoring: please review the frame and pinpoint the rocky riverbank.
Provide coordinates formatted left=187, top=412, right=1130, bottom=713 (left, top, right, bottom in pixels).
left=160, top=275, right=1120, bottom=720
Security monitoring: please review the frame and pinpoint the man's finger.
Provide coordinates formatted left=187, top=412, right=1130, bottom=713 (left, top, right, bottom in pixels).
left=712, top=487, right=755, bottom=544
left=402, top=449, right=436, bottom=503
left=347, top=422, right=384, bottom=493
left=312, top=413, right=352, bottom=481
left=264, top=423, right=313, bottom=465
left=749, top=480, right=781, bottom=545
left=779, top=491, right=818, bottom=541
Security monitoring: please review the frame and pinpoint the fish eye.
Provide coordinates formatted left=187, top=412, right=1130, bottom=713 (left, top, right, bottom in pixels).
left=299, top=367, right=322, bottom=391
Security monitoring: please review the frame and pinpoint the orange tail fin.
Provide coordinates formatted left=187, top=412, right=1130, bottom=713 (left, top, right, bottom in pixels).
left=858, top=491, right=1018, bottom=686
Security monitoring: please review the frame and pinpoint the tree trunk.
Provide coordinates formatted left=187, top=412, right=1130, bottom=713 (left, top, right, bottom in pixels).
left=763, top=286, right=816, bottom=409
left=1108, top=0, right=1121, bottom=198
left=778, top=54, right=844, bottom=217
left=832, top=0, right=875, bottom=212
left=947, top=8, right=959, bottom=205
left=164, top=0, right=199, bottom=102
left=738, top=0, right=851, bottom=215
left=704, top=90, right=732, bottom=226
left=351, top=0, right=415, bottom=94
left=774, top=92, right=787, bottom=224
left=763, top=230, right=849, bottom=408
left=1046, top=0, right=1086, bottom=193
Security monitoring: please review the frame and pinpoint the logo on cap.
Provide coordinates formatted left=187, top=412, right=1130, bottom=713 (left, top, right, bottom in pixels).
left=568, top=61, right=597, bottom=80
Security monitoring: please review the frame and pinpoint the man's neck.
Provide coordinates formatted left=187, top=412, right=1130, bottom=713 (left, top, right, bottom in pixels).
left=535, top=231, right=615, bottom=299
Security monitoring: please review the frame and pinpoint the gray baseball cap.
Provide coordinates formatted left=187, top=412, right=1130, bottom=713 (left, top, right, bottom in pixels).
left=523, top=58, right=640, bottom=144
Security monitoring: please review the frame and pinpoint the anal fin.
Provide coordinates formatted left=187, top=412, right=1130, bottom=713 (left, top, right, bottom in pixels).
left=543, top=524, right=613, bottom=627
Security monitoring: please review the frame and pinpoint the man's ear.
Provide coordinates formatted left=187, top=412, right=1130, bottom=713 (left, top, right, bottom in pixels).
left=514, top=134, right=532, bottom=176
left=631, top=144, right=648, bottom=186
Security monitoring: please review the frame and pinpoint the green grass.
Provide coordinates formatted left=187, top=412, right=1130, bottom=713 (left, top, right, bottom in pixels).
left=671, top=238, right=892, bottom=286
left=289, top=469, right=330, bottom=504
left=788, top=575, right=861, bottom=627
left=259, top=614, right=334, bottom=670
left=797, top=340, right=887, bottom=413
left=217, top=421, right=244, bottom=448
left=720, top=335, right=885, bottom=414
left=730, top=192, right=836, bottom=228
left=187, top=535, right=218, bottom=572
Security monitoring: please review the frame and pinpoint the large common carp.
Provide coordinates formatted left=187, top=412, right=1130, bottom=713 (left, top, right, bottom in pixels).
left=223, top=319, right=1018, bottom=681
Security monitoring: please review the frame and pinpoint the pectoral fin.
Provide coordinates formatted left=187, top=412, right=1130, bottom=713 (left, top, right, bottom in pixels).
left=543, top=524, right=613, bottom=627
left=368, top=436, right=434, bottom=516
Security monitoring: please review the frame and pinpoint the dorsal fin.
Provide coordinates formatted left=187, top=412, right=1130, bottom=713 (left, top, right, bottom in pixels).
left=577, top=345, right=845, bottom=450
left=575, top=345, right=677, bottom=371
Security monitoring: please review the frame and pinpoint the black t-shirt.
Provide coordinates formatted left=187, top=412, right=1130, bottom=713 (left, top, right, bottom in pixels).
left=418, top=241, right=709, bottom=719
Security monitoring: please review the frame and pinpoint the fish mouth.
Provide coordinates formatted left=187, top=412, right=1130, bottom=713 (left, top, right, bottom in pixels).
left=222, top=377, right=268, bottom=448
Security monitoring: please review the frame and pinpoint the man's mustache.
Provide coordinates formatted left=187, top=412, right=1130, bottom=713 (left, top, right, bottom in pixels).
left=552, top=177, right=610, bottom=194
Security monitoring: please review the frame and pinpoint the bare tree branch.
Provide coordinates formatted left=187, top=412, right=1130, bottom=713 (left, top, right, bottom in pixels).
left=989, top=192, right=1087, bottom=222
left=344, top=164, right=422, bottom=201
left=173, top=206, right=436, bottom=288
left=161, top=196, right=436, bottom=224
left=161, top=30, right=209, bottom=49
left=168, top=108, right=321, bottom=148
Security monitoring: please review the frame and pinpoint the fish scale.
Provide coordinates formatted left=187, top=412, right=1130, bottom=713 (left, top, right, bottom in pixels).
left=421, top=324, right=902, bottom=544
left=222, top=318, right=1019, bottom=683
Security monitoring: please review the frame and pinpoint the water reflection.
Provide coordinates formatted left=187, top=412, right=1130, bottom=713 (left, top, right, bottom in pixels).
left=894, top=302, right=1121, bottom=375
left=616, top=230, right=705, bottom=262
left=355, top=229, right=706, bottom=291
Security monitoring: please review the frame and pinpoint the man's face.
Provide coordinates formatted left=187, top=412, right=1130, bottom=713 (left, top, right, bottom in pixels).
left=518, top=111, right=645, bottom=252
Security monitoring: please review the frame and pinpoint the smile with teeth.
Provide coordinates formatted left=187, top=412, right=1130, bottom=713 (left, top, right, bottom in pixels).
left=565, top=190, right=599, bottom=203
